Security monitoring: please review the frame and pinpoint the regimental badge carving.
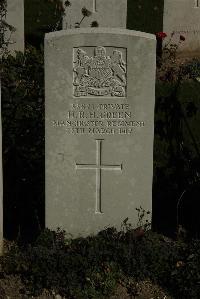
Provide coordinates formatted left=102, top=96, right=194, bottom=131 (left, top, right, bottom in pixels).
left=73, top=46, right=127, bottom=98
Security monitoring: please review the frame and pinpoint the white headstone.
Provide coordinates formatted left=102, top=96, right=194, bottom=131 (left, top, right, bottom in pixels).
left=163, top=0, right=200, bottom=54
left=62, top=0, right=127, bottom=29
left=45, top=28, right=156, bottom=237
left=6, top=0, right=24, bottom=53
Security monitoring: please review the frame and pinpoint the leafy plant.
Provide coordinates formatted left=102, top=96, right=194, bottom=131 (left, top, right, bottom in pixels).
left=1, top=227, right=200, bottom=298
left=0, top=0, right=16, bottom=56
left=1, top=47, right=45, bottom=241
left=154, top=33, right=200, bottom=236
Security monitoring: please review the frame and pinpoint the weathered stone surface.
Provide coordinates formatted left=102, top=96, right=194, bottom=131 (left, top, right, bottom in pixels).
left=62, top=0, right=127, bottom=29
left=45, top=28, right=156, bottom=237
left=163, top=0, right=200, bottom=54
left=6, top=0, right=24, bottom=53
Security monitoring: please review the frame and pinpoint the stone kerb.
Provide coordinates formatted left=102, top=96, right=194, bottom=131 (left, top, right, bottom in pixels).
left=45, top=28, right=156, bottom=237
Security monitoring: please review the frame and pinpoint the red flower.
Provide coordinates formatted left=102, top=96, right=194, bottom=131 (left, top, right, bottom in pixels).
left=156, top=32, right=167, bottom=39
left=180, top=35, right=186, bottom=41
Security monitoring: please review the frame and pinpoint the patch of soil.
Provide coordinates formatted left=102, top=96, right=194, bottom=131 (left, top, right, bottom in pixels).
left=0, top=275, right=24, bottom=299
left=136, top=280, right=173, bottom=299
left=0, top=275, right=62, bottom=299
left=0, top=275, right=172, bottom=299
left=110, top=280, right=173, bottom=299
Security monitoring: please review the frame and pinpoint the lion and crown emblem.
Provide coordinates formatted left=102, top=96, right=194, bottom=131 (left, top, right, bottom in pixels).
left=73, top=46, right=127, bottom=97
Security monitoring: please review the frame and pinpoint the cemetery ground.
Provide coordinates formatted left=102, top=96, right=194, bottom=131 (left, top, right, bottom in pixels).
left=0, top=45, right=200, bottom=298
left=0, top=225, right=200, bottom=299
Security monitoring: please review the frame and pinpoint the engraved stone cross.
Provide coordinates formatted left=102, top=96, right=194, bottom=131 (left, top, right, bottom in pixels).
left=75, top=139, right=122, bottom=214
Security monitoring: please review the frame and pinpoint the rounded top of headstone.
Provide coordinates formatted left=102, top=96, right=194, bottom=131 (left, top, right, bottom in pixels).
left=45, top=28, right=156, bottom=41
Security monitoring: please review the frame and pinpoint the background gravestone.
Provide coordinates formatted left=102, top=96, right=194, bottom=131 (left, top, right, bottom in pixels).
left=24, top=0, right=163, bottom=47
left=45, top=28, right=156, bottom=237
left=62, top=0, right=127, bottom=29
left=163, top=0, right=200, bottom=54
left=6, top=0, right=24, bottom=53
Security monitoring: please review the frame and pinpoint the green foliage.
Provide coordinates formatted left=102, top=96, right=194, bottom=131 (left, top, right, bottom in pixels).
left=2, top=227, right=200, bottom=298
left=2, top=228, right=122, bottom=298
left=0, top=0, right=7, bottom=50
left=1, top=47, right=44, bottom=241
left=170, top=239, right=200, bottom=298
left=183, top=59, right=200, bottom=80
left=154, top=47, right=200, bottom=235
left=24, top=0, right=64, bottom=47
left=127, top=0, right=164, bottom=33
left=2, top=47, right=44, bottom=159
left=0, top=0, right=16, bottom=55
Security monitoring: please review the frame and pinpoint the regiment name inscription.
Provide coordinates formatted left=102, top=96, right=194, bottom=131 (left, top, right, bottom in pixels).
left=52, top=102, right=145, bottom=135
